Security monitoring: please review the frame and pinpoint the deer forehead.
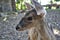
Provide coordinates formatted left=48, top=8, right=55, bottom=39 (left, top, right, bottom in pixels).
left=25, top=9, right=37, bottom=16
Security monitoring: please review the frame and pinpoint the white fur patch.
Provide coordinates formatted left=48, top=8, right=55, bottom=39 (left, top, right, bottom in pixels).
left=37, top=8, right=47, bottom=17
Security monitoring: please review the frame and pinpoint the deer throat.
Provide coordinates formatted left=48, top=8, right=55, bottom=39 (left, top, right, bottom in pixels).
left=28, top=24, right=51, bottom=40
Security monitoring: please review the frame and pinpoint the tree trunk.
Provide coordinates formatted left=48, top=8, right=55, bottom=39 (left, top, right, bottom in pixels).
left=11, top=0, right=16, bottom=11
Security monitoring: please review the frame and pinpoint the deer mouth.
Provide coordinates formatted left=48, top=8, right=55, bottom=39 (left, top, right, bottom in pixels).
left=16, top=28, right=25, bottom=31
left=16, top=26, right=24, bottom=31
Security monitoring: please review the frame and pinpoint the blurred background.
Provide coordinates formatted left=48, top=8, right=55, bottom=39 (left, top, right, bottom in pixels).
left=0, top=0, right=60, bottom=12
left=15, top=0, right=60, bottom=10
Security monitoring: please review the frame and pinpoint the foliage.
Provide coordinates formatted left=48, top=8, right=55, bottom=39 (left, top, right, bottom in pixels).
left=54, top=0, right=60, bottom=2
left=16, top=0, right=26, bottom=10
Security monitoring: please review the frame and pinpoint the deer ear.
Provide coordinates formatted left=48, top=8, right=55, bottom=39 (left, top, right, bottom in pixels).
left=25, top=2, right=34, bottom=10
left=31, top=0, right=46, bottom=17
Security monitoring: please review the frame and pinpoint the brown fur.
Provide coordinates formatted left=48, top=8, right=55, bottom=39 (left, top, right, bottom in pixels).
left=16, top=0, right=56, bottom=40
left=28, top=18, right=56, bottom=40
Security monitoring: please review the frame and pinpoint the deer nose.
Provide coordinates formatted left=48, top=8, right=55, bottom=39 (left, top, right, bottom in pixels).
left=16, top=25, right=20, bottom=30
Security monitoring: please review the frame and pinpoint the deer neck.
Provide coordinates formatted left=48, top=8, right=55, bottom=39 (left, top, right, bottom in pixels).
left=28, top=18, right=52, bottom=40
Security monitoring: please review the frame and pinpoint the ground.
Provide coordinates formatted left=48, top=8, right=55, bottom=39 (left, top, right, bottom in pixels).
left=0, top=9, right=60, bottom=40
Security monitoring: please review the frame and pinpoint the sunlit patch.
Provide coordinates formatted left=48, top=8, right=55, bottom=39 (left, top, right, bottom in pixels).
left=53, top=29, right=60, bottom=35
left=3, top=17, right=7, bottom=21
left=51, top=7, right=56, bottom=9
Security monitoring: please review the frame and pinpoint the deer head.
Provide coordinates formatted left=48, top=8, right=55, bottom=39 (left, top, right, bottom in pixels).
left=16, top=0, right=47, bottom=31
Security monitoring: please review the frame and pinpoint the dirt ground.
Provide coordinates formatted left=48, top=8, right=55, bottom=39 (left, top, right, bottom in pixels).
left=0, top=10, right=60, bottom=40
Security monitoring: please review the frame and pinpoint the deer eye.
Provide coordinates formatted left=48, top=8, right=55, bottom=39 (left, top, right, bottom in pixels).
left=27, top=17, right=32, bottom=21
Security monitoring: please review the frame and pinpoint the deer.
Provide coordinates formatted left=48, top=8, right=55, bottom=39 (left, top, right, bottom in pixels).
left=16, top=0, right=56, bottom=40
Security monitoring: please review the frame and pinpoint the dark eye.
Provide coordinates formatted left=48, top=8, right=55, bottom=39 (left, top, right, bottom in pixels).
left=27, top=17, right=32, bottom=21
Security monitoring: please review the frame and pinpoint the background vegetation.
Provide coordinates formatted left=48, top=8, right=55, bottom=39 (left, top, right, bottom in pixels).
left=16, top=0, right=60, bottom=10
